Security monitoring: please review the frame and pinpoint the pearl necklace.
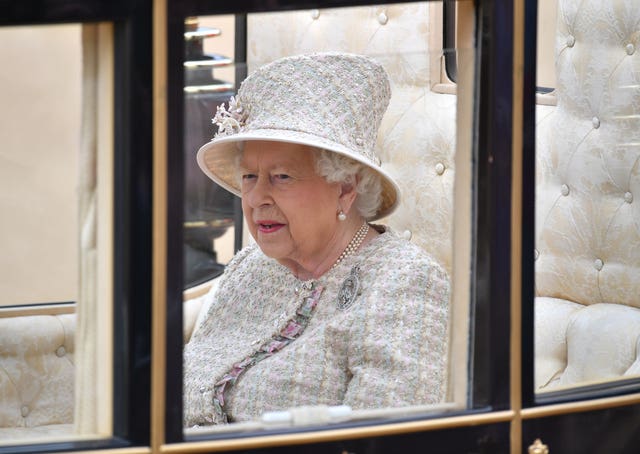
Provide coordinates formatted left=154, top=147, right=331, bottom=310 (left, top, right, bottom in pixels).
left=332, top=222, right=369, bottom=269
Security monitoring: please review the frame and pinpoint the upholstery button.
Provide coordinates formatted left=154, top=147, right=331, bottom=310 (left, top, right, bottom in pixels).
left=625, top=191, right=633, bottom=203
left=594, top=258, right=604, bottom=271
left=199, top=387, right=206, bottom=394
left=55, top=346, right=66, bottom=357
left=310, top=9, right=320, bottom=20
left=561, top=184, right=570, bottom=196
left=402, top=230, right=412, bottom=241
left=377, top=11, right=389, bottom=25
left=435, top=162, right=445, bottom=175
left=592, top=116, right=600, bottom=129
left=534, top=249, right=539, bottom=260
left=355, top=137, right=364, bottom=146
left=566, top=34, right=575, bottom=47
left=626, top=43, right=635, bottom=55
left=20, top=405, right=30, bottom=417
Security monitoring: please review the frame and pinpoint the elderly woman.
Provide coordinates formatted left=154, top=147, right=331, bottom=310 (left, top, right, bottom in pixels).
left=184, top=52, right=449, bottom=426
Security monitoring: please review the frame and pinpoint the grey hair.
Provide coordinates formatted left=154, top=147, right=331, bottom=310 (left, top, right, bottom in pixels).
left=233, top=145, right=383, bottom=219
left=313, top=148, right=382, bottom=220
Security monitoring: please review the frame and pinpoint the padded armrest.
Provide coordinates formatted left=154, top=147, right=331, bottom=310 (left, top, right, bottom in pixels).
left=183, top=277, right=222, bottom=343
left=535, top=297, right=640, bottom=390
left=0, top=314, right=75, bottom=428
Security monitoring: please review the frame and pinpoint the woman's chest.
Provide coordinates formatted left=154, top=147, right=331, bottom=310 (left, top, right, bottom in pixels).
left=225, top=320, right=352, bottom=421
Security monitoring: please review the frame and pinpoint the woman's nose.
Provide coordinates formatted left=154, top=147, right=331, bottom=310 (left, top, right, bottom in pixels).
left=246, top=176, right=273, bottom=207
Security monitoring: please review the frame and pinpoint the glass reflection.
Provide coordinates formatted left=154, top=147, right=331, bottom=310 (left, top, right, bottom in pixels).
left=534, top=0, right=640, bottom=394
left=183, top=1, right=474, bottom=434
left=0, top=23, right=113, bottom=443
left=183, top=16, right=238, bottom=289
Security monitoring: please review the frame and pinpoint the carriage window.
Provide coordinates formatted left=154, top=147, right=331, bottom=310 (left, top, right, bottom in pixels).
left=534, top=0, right=640, bottom=396
left=181, top=0, right=476, bottom=436
left=0, top=22, right=114, bottom=443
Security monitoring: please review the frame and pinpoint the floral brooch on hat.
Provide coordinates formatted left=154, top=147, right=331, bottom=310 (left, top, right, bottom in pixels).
left=212, top=96, right=248, bottom=137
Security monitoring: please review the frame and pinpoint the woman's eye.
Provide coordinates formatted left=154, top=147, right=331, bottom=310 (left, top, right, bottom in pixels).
left=273, top=174, right=291, bottom=181
left=242, top=173, right=257, bottom=180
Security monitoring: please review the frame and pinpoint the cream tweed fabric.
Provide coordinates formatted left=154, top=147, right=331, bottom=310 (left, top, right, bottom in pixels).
left=183, top=227, right=449, bottom=426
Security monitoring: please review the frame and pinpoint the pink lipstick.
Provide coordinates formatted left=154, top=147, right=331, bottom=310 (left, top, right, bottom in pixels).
left=256, top=221, right=285, bottom=233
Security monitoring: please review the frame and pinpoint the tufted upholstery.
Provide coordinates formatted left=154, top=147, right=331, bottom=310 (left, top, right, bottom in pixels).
left=535, top=0, right=640, bottom=390
left=0, top=306, right=204, bottom=440
left=0, top=314, right=75, bottom=438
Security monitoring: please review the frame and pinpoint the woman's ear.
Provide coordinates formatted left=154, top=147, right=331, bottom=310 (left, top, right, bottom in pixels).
left=338, top=176, right=358, bottom=214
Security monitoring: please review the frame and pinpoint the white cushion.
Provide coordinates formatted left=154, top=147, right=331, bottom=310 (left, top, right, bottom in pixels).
left=559, top=302, right=640, bottom=387
left=534, top=297, right=583, bottom=389
left=535, top=297, right=640, bottom=390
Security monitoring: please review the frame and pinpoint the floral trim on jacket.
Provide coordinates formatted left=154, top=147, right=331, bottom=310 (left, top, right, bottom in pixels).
left=212, top=284, right=324, bottom=423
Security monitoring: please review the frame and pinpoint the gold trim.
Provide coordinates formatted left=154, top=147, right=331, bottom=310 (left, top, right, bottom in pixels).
left=162, top=411, right=515, bottom=453
left=152, top=0, right=168, bottom=450
left=522, top=393, right=640, bottom=419
left=511, top=0, right=525, bottom=452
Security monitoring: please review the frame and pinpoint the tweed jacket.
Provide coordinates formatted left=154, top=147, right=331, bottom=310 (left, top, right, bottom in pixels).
left=183, top=227, right=450, bottom=427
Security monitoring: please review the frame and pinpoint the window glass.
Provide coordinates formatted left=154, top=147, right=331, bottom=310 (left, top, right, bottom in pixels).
left=534, top=0, right=640, bottom=395
left=0, top=23, right=114, bottom=444
left=0, top=24, right=80, bottom=307
left=183, top=14, right=240, bottom=292
left=535, top=0, right=556, bottom=92
left=182, top=0, right=475, bottom=436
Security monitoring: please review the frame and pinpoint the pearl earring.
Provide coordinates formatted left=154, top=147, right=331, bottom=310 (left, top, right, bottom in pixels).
left=338, top=211, right=347, bottom=221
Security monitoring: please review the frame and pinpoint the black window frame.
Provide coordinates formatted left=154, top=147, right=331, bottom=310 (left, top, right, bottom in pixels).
left=0, top=1, right=153, bottom=453
left=164, top=0, right=514, bottom=446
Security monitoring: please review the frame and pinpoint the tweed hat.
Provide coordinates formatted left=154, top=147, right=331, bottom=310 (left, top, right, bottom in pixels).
left=196, top=52, right=400, bottom=220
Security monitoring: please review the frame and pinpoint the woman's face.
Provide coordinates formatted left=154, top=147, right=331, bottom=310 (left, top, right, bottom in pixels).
left=239, top=141, right=344, bottom=268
